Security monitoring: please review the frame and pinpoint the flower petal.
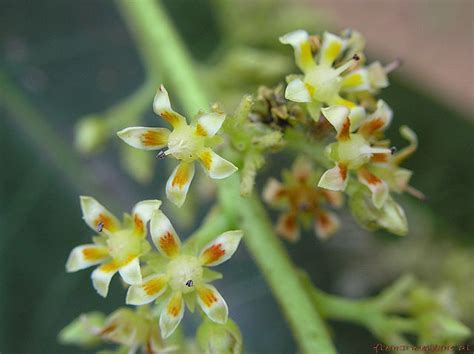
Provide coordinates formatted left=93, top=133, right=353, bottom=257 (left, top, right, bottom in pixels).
left=368, top=61, right=389, bottom=89
left=131, top=199, right=162, bottom=236
left=195, top=112, right=225, bottom=137
left=80, top=196, right=120, bottom=232
left=341, top=69, right=371, bottom=92
left=91, top=261, right=121, bottom=297
left=199, top=230, right=243, bottom=266
left=319, top=32, right=345, bottom=66
left=262, top=178, right=286, bottom=204
left=378, top=197, right=408, bottom=236
left=166, top=161, right=195, bottom=207
left=358, top=169, right=389, bottom=209
left=196, top=284, right=228, bottom=324
left=160, top=292, right=185, bottom=339
left=198, top=149, right=238, bottom=179
left=126, top=274, right=168, bottom=305
left=66, top=244, right=109, bottom=272
left=118, top=256, right=142, bottom=285
left=321, top=105, right=351, bottom=140
left=292, top=157, right=313, bottom=183
left=359, top=100, right=392, bottom=137
left=117, top=127, right=170, bottom=150
left=150, top=210, right=181, bottom=259
left=285, top=78, right=312, bottom=103
left=279, top=30, right=315, bottom=72
left=276, top=211, right=300, bottom=242
left=318, top=163, right=348, bottom=191
left=315, top=210, right=340, bottom=240
left=153, top=85, right=186, bottom=128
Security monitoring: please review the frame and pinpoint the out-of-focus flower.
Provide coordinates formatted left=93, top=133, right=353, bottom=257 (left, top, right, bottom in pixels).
left=118, top=85, right=237, bottom=207
left=59, top=308, right=178, bottom=354
left=126, top=210, right=242, bottom=339
left=263, top=157, right=343, bottom=241
left=66, top=197, right=161, bottom=297
left=280, top=29, right=394, bottom=119
left=196, top=318, right=243, bottom=354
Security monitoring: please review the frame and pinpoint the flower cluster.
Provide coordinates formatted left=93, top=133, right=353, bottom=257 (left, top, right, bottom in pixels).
left=66, top=197, right=243, bottom=343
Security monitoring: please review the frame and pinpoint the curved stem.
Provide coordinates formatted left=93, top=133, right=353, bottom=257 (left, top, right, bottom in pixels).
left=115, top=0, right=208, bottom=116
left=218, top=176, right=337, bottom=354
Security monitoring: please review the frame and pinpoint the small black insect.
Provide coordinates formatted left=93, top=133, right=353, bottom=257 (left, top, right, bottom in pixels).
left=185, top=280, right=194, bottom=287
left=156, top=150, right=166, bottom=159
left=97, top=221, right=104, bottom=232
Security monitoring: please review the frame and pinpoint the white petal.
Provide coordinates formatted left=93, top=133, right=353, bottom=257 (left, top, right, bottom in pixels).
left=160, top=292, right=185, bottom=339
left=117, top=127, right=170, bottom=150
left=279, top=30, right=315, bottom=72
left=315, top=210, right=340, bottom=240
left=118, top=257, right=142, bottom=285
left=166, top=162, right=195, bottom=207
left=199, top=149, right=238, bottom=179
left=131, top=199, right=162, bottom=235
left=91, top=262, right=120, bottom=297
left=153, top=85, right=186, bottom=127
left=321, top=106, right=350, bottom=135
left=319, top=32, right=345, bottom=66
left=285, top=78, right=312, bottom=102
left=199, top=230, right=243, bottom=266
left=196, top=284, right=228, bottom=324
left=150, top=210, right=181, bottom=258
left=358, top=169, right=389, bottom=209
left=318, top=164, right=348, bottom=191
left=80, top=196, right=120, bottom=232
left=368, top=61, right=389, bottom=89
left=195, top=112, right=225, bottom=137
left=126, top=274, right=168, bottom=305
left=262, top=178, right=285, bottom=204
left=66, top=244, right=109, bottom=272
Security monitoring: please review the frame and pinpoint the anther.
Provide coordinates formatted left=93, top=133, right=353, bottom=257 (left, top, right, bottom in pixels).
left=352, top=54, right=360, bottom=61
left=97, top=221, right=104, bottom=232
left=185, top=280, right=194, bottom=287
left=390, top=146, right=397, bottom=155
left=156, top=150, right=166, bottom=159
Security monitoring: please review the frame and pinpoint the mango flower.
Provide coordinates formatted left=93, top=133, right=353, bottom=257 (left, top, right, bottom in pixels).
left=66, top=196, right=161, bottom=297
left=126, top=210, right=243, bottom=339
left=263, top=157, right=343, bottom=241
left=318, top=101, right=393, bottom=209
left=369, top=125, right=424, bottom=199
left=117, top=85, right=238, bottom=207
left=280, top=29, right=391, bottom=119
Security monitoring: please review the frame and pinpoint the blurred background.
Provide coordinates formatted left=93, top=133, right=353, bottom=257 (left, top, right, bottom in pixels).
left=0, top=0, right=473, bottom=353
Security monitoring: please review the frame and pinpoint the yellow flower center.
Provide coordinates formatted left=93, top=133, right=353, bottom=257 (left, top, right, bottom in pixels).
left=167, top=125, right=204, bottom=161
left=166, top=255, right=203, bottom=294
left=107, top=230, right=141, bottom=263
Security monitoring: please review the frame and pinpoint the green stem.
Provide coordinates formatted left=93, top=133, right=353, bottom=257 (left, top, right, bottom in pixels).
left=115, top=0, right=208, bottom=116
left=301, top=274, right=418, bottom=348
left=218, top=176, right=337, bottom=354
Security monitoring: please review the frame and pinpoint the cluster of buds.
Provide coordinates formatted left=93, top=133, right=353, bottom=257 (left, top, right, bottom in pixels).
left=66, top=196, right=243, bottom=346
left=263, top=157, right=343, bottom=242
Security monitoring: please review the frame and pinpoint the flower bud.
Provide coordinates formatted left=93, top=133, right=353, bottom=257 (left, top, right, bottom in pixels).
left=197, top=318, right=243, bottom=354
left=58, top=312, right=105, bottom=347
left=75, top=115, right=108, bottom=154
